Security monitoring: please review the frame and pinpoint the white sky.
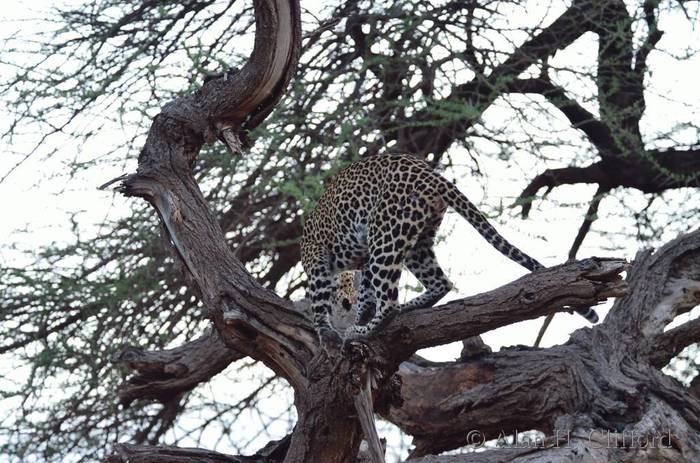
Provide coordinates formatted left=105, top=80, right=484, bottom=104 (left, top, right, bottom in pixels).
left=1, top=0, right=699, bottom=461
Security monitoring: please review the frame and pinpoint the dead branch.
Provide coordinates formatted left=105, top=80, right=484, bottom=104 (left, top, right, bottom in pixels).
left=409, top=435, right=681, bottom=463
left=104, top=443, right=254, bottom=463
left=650, top=318, right=700, bottom=368
left=380, top=230, right=700, bottom=459
left=381, top=258, right=627, bottom=358
left=113, top=328, right=244, bottom=406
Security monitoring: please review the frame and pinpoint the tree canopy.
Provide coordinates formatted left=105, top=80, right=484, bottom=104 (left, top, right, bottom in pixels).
left=0, top=0, right=699, bottom=462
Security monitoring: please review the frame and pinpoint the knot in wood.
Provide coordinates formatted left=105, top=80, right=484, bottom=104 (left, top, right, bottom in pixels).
left=163, top=363, right=188, bottom=377
left=111, top=346, right=144, bottom=365
left=344, top=340, right=370, bottom=364
left=520, top=290, right=537, bottom=303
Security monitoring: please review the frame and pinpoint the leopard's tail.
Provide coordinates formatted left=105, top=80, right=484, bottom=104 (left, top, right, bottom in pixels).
left=438, top=176, right=599, bottom=324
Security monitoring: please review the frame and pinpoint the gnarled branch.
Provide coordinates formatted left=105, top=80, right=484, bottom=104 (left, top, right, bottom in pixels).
left=380, top=230, right=700, bottom=458
left=113, top=329, right=244, bottom=406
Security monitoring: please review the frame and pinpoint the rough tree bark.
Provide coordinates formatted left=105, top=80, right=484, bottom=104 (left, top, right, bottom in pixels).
left=101, top=0, right=700, bottom=462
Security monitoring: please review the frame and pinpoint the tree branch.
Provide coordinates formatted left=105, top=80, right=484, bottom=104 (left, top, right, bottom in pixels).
left=510, top=1, right=699, bottom=219
left=198, top=0, right=302, bottom=141
left=112, top=329, right=244, bottom=406
left=100, top=0, right=700, bottom=460
left=380, top=258, right=627, bottom=358
left=607, top=229, right=700, bottom=340
left=393, top=0, right=607, bottom=156
left=516, top=164, right=610, bottom=218
left=117, top=170, right=314, bottom=390
left=408, top=435, right=682, bottom=463
left=650, top=318, right=700, bottom=368
left=379, top=231, right=700, bottom=458
left=507, top=77, right=616, bottom=153
left=104, top=444, right=249, bottom=463
left=534, top=186, right=609, bottom=347
left=517, top=147, right=700, bottom=218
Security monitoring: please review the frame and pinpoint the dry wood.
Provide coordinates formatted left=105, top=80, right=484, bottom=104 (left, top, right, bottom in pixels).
left=113, top=328, right=243, bottom=406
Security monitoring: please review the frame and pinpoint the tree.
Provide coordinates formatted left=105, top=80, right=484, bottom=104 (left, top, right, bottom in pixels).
left=0, top=0, right=699, bottom=461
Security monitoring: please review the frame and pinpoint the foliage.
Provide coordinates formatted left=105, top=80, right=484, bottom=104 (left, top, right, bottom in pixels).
left=0, top=0, right=699, bottom=461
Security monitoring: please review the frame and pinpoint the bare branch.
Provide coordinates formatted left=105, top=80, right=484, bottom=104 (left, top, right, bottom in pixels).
left=534, top=186, right=609, bottom=347
left=353, top=372, right=385, bottom=463
left=408, top=436, right=682, bottom=463
left=516, top=165, right=609, bottom=218
left=381, top=258, right=627, bottom=358
left=507, top=77, right=616, bottom=153
left=377, top=231, right=700, bottom=457
left=199, top=0, right=302, bottom=138
left=568, top=187, right=609, bottom=260
left=388, top=339, right=694, bottom=457
left=650, top=318, right=700, bottom=368
left=393, top=0, right=607, bottom=156
left=635, top=1, right=664, bottom=79
left=112, top=329, right=244, bottom=406
left=104, top=442, right=274, bottom=463
left=606, top=229, right=700, bottom=340
left=97, top=1, right=700, bottom=460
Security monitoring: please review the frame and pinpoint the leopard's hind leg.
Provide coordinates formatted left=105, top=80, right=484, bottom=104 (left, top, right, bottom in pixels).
left=347, top=193, right=428, bottom=337
left=401, top=213, right=453, bottom=311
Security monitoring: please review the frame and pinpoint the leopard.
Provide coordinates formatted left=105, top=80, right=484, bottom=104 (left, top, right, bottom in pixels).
left=301, top=153, right=598, bottom=347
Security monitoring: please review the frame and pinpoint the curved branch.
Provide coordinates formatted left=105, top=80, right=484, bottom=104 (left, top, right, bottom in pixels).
left=146, top=0, right=301, bottom=155
left=507, top=77, right=616, bottom=153
left=517, top=148, right=700, bottom=218
left=606, top=228, right=700, bottom=340
left=201, top=0, right=302, bottom=136
left=516, top=164, right=609, bottom=218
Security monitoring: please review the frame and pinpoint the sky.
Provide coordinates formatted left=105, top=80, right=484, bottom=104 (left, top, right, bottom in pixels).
left=1, top=0, right=699, bottom=461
